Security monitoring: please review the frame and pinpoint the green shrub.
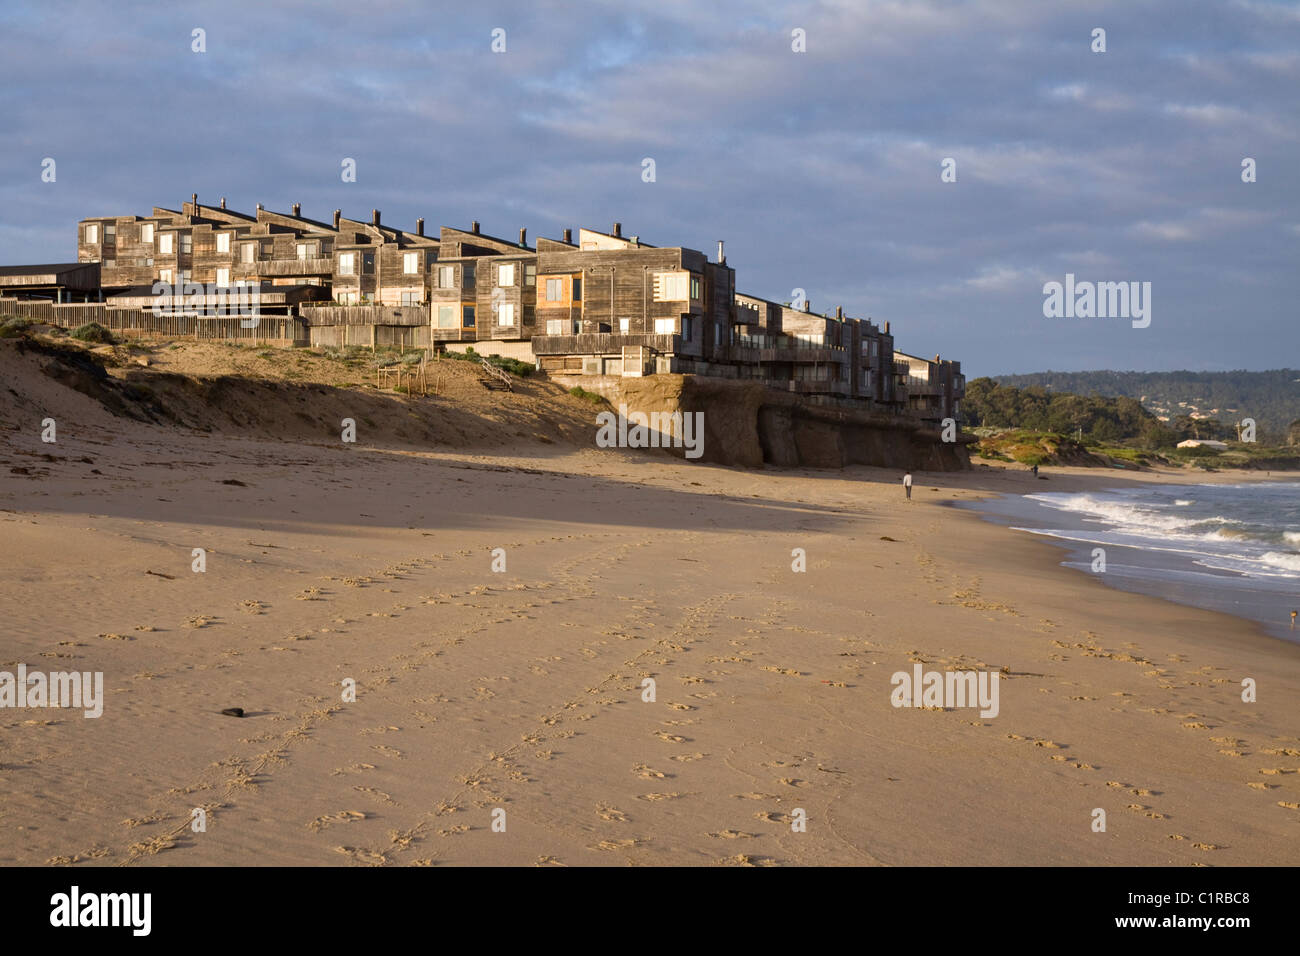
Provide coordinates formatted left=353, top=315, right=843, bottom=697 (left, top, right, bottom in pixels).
left=483, top=354, right=534, bottom=377
left=71, top=322, right=116, bottom=344
left=568, top=386, right=606, bottom=405
left=0, top=316, right=35, bottom=338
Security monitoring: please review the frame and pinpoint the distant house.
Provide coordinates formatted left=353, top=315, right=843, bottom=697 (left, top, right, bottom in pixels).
left=1177, top=439, right=1227, bottom=450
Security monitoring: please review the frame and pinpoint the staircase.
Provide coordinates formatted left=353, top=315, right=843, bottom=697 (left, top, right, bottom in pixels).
left=475, top=356, right=514, bottom=392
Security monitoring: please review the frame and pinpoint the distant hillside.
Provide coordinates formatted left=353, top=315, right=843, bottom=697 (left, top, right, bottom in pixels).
left=992, top=370, right=1299, bottom=440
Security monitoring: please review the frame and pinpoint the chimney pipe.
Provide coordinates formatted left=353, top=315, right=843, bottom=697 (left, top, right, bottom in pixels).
left=803, top=299, right=811, bottom=313
left=935, top=354, right=940, bottom=363
left=836, top=305, right=843, bottom=320
left=612, top=222, right=622, bottom=238
left=220, top=197, right=226, bottom=209
left=563, top=228, right=572, bottom=244
left=717, top=240, right=725, bottom=264
left=372, top=209, right=380, bottom=226
left=471, top=220, right=480, bottom=234
left=191, top=193, right=198, bottom=207
left=519, top=227, right=527, bottom=246
left=256, top=202, right=263, bottom=212
left=416, top=218, right=424, bottom=236
left=884, top=321, right=890, bottom=334
left=332, top=209, right=341, bottom=229
left=292, top=203, right=301, bottom=217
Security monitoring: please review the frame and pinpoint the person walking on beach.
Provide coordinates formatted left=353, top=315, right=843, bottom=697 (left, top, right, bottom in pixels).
left=903, top=472, right=913, bottom=501
left=1292, top=610, right=1297, bottom=630
left=1032, top=464, right=1039, bottom=478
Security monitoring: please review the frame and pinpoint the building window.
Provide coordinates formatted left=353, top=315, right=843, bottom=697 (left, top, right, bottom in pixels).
left=140, top=223, right=155, bottom=244
left=545, top=278, right=563, bottom=301
left=215, top=232, right=229, bottom=253
left=403, top=252, right=420, bottom=274
left=546, top=319, right=565, bottom=335
left=104, top=224, right=116, bottom=241
left=437, top=304, right=457, bottom=329
left=362, top=252, right=374, bottom=275
left=180, top=234, right=192, bottom=255
left=524, top=264, right=536, bottom=286
left=159, top=268, right=173, bottom=284
left=400, top=291, right=421, bottom=306
left=462, top=305, right=476, bottom=328
left=159, top=233, right=174, bottom=254
left=619, top=317, right=631, bottom=333
left=216, top=267, right=230, bottom=286
left=298, top=243, right=314, bottom=261
left=714, top=321, right=727, bottom=346
left=338, top=252, right=355, bottom=275
left=437, top=265, right=455, bottom=288
left=499, top=303, right=516, bottom=326
left=85, top=224, right=99, bottom=244
left=239, top=242, right=255, bottom=264
left=690, top=275, right=701, bottom=300
left=654, top=318, right=676, bottom=335
left=463, top=262, right=476, bottom=284
left=572, top=277, right=582, bottom=300
left=498, top=263, right=515, bottom=287
left=653, top=272, right=688, bottom=301
left=683, top=317, right=693, bottom=341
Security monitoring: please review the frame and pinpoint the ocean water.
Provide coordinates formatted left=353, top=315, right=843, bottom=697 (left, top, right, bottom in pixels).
left=965, top=481, right=1300, bottom=643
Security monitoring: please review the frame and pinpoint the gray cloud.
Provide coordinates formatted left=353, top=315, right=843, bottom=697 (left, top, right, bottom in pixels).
left=0, top=0, right=1294, bottom=373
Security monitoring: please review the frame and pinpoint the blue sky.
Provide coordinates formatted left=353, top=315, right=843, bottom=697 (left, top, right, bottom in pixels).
left=1, top=0, right=1296, bottom=376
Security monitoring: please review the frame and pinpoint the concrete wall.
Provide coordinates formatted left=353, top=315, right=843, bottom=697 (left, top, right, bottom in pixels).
left=445, top=340, right=536, bottom=363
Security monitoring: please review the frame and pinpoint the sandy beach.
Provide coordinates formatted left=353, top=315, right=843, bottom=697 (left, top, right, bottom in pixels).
left=2, top=392, right=1298, bottom=867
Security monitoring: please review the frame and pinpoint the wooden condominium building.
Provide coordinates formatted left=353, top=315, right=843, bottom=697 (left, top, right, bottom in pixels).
left=0, top=196, right=964, bottom=420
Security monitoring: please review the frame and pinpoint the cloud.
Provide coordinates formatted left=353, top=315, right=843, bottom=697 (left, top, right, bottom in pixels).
left=0, top=0, right=1295, bottom=373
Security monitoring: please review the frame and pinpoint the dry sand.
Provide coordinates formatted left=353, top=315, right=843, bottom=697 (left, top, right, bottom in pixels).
left=1, top=343, right=1297, bottom=867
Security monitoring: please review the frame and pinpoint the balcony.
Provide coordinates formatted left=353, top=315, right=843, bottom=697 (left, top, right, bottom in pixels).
left=727, top=345, right=843, bottom=364
left=239, top=257, right=335, bottom=277
left=530, top=332, right=679, bottom=355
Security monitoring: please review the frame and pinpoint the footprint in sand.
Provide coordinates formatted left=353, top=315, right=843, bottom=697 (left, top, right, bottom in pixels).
left=590, top=838, right=643, bottom=851
left=597, top=806, right=627, bottom=822
left=308, top=810, right=367, bottom=832
left=334, top=846, right=387, bottom=865
left=654, top=731, right=686, bottom=743
left=709, top=830, right=757, bottom=839
left=638, top=793, right=684, bottom=801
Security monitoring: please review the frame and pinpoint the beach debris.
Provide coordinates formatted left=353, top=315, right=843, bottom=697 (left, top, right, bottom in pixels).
left=220, top=707, right=245, bottom=718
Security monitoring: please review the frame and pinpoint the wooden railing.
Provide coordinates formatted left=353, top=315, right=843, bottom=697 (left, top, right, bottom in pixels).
left=476, top=355, right=514, bottom=391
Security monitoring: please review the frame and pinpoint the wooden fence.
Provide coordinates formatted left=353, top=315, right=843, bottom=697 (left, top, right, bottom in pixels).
left=0, top=298, right=307, bottom=346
